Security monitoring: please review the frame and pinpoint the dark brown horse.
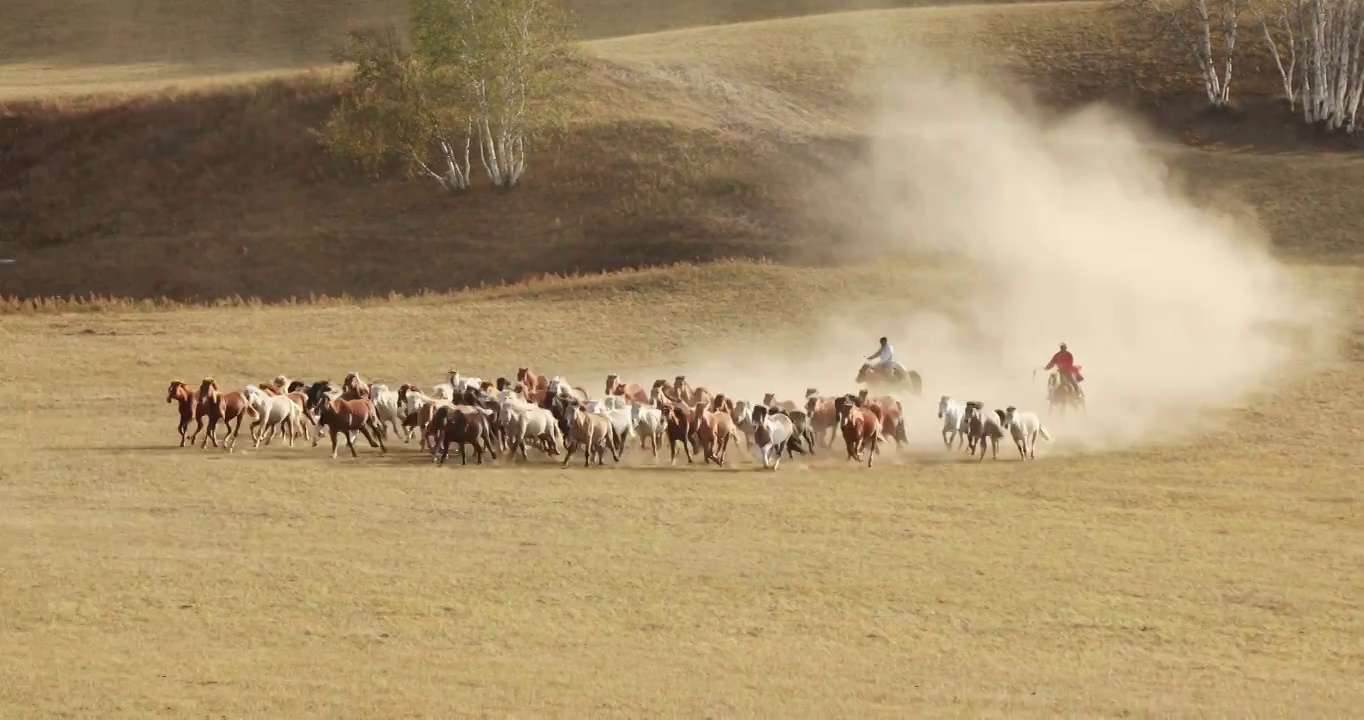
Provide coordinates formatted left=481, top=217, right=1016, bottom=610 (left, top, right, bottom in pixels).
left=431, top=405, right=497, bottom=466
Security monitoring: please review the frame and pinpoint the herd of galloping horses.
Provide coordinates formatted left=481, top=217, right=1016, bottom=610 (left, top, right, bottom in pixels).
left=164, top=366, right=1063, bottom=469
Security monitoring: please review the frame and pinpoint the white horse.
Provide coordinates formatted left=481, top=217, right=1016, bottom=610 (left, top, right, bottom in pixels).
left=751, top=405, right=793, bottom=470
left=630, top=401, right=667, bottom=458
left=501, top=394, right=562, bottom=461
left=730, top=400, right=759, bottom=452
left=968, top=406, right=1007, bottom=461
left=1003, top=405, right=1052, bottom=460
left=937, top=394, right=969, bottom=450
left=244, top=384, right=301, bottom=448
left=367, top=383, right=404, bottom=441
left=591, top=396, right=636, bottom=455
left=398, top=387, right=450, bottom=445
left=432, top=370, right=480, bottom=401
left=546, top=376, right=571, bottom=398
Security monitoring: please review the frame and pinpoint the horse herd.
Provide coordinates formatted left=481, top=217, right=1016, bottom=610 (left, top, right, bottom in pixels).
left=163, top=367, right=1058, bottom=470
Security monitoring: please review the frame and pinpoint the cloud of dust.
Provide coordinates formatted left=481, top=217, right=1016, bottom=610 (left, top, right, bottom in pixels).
left=647, top=51, right=1343, bottom=455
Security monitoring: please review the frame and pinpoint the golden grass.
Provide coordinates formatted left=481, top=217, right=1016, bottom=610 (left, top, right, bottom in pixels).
left=1, top=261, right=1361, bottom=716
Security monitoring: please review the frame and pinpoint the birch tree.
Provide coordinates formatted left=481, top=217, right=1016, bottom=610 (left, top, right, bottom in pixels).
left=315, top=0, right=573, bottom=192
left=412, top=0, right=573, bottom=188
left=315, top=23, right=474, bottom=192
left=1133, top=0, right=1246, bottom=108
left=1255, top=0, right=1364, bottom=132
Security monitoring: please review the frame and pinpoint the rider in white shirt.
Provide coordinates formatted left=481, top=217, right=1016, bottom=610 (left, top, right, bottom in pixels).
left=865, top=336, right=908, bottom=378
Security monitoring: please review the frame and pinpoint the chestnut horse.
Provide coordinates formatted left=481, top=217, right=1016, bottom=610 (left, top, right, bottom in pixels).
left=840, top=405, right=882, bottom=467
left=165, top=380, right=202, bottom=447
left=804, top=389, right=840, bottom=448
left=517, top=367, right=549, bottom=403
left=196, top=378, right=255, bottom=451
left=663, top=399, right=695, bottom=465
left=762, top=392, right=799, bottom=413
left=313, top=395, right=387, bottom=459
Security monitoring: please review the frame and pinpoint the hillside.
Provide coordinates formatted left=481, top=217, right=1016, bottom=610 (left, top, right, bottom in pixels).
left=2, top=0, right=1362, bottom=302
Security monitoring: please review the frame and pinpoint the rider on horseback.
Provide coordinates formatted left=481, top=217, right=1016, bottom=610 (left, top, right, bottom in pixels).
left=1044, top=342, right=1084, bottom=398
left=865, top=336, right=909, bottom=380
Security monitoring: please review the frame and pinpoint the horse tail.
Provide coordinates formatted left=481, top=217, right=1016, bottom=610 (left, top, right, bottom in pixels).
left=1038, top=425, right=1053, bottom=443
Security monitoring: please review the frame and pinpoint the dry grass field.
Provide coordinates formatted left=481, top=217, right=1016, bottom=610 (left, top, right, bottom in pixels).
left=3, top=0, right=1364, bottom=717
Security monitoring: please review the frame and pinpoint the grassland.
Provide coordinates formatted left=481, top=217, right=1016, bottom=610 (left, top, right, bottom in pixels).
left=2, top=0, right=1364, bottom=716
left=2, top=260, right=1362, bottom=716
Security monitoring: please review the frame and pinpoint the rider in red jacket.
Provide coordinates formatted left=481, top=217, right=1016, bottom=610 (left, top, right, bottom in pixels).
left=1044, top=342, right=1084, bottom=397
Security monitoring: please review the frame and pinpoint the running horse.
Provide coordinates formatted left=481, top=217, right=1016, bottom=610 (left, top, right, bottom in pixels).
left=1045, top=368, right=1086, bottom=416
left=855, top=362, right=924, bottom=396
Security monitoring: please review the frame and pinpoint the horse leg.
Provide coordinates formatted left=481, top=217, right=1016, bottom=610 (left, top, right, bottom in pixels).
left=330, top=428, right=340, bottom=459
left=866, top=432, right=878, bottom=467
left=346, top=427, right=361, bottom=458
left=353, top=425, right=378, bottom=455
left=561, top=440, right=577, bottom=467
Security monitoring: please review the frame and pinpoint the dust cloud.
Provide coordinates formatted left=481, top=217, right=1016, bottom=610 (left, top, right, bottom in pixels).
left=654, top=52, right=1343, bottom=454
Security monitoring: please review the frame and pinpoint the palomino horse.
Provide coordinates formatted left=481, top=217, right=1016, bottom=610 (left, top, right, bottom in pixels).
left=196, top=378, right=255, bottom=451
left=1046, top=370, right=1086, bottom=416
left=693, top=400, right=738, bottom=466
left=855, top=363, right=924, bottom=396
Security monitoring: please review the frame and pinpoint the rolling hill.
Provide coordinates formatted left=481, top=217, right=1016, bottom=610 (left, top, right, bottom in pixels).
left=2, top=0, right=1360, bottom=302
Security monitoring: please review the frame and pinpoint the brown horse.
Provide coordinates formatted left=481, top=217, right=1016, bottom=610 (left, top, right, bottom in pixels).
left=672, top=375, right=712, bottom=407
left=196, top=378, right=255, bottom=451
left=804, top=389, right=840, bottom=448
left=841, top=405, right=882, bottom=467
left=606, top=374, right=649, bottom=404
left=694, top=400, right=738, bottom=466
left=563, top=405, right=616, bottom=467
left=165, top=380, right=203, bottom=447
left=431, top=406, right=497, bottom=466
left=708, top=393, right=735, bottom=415
left=762, top=393, right=799, bottom=413
left=341, top=372, right=371, bottom=400
left=517, top=367, right=549, bottom=403
left=856, top=390, right=906, bottom=452
left=663, top=399, right=695, bottom=465
left=315, top=396, right=387, bottom=459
